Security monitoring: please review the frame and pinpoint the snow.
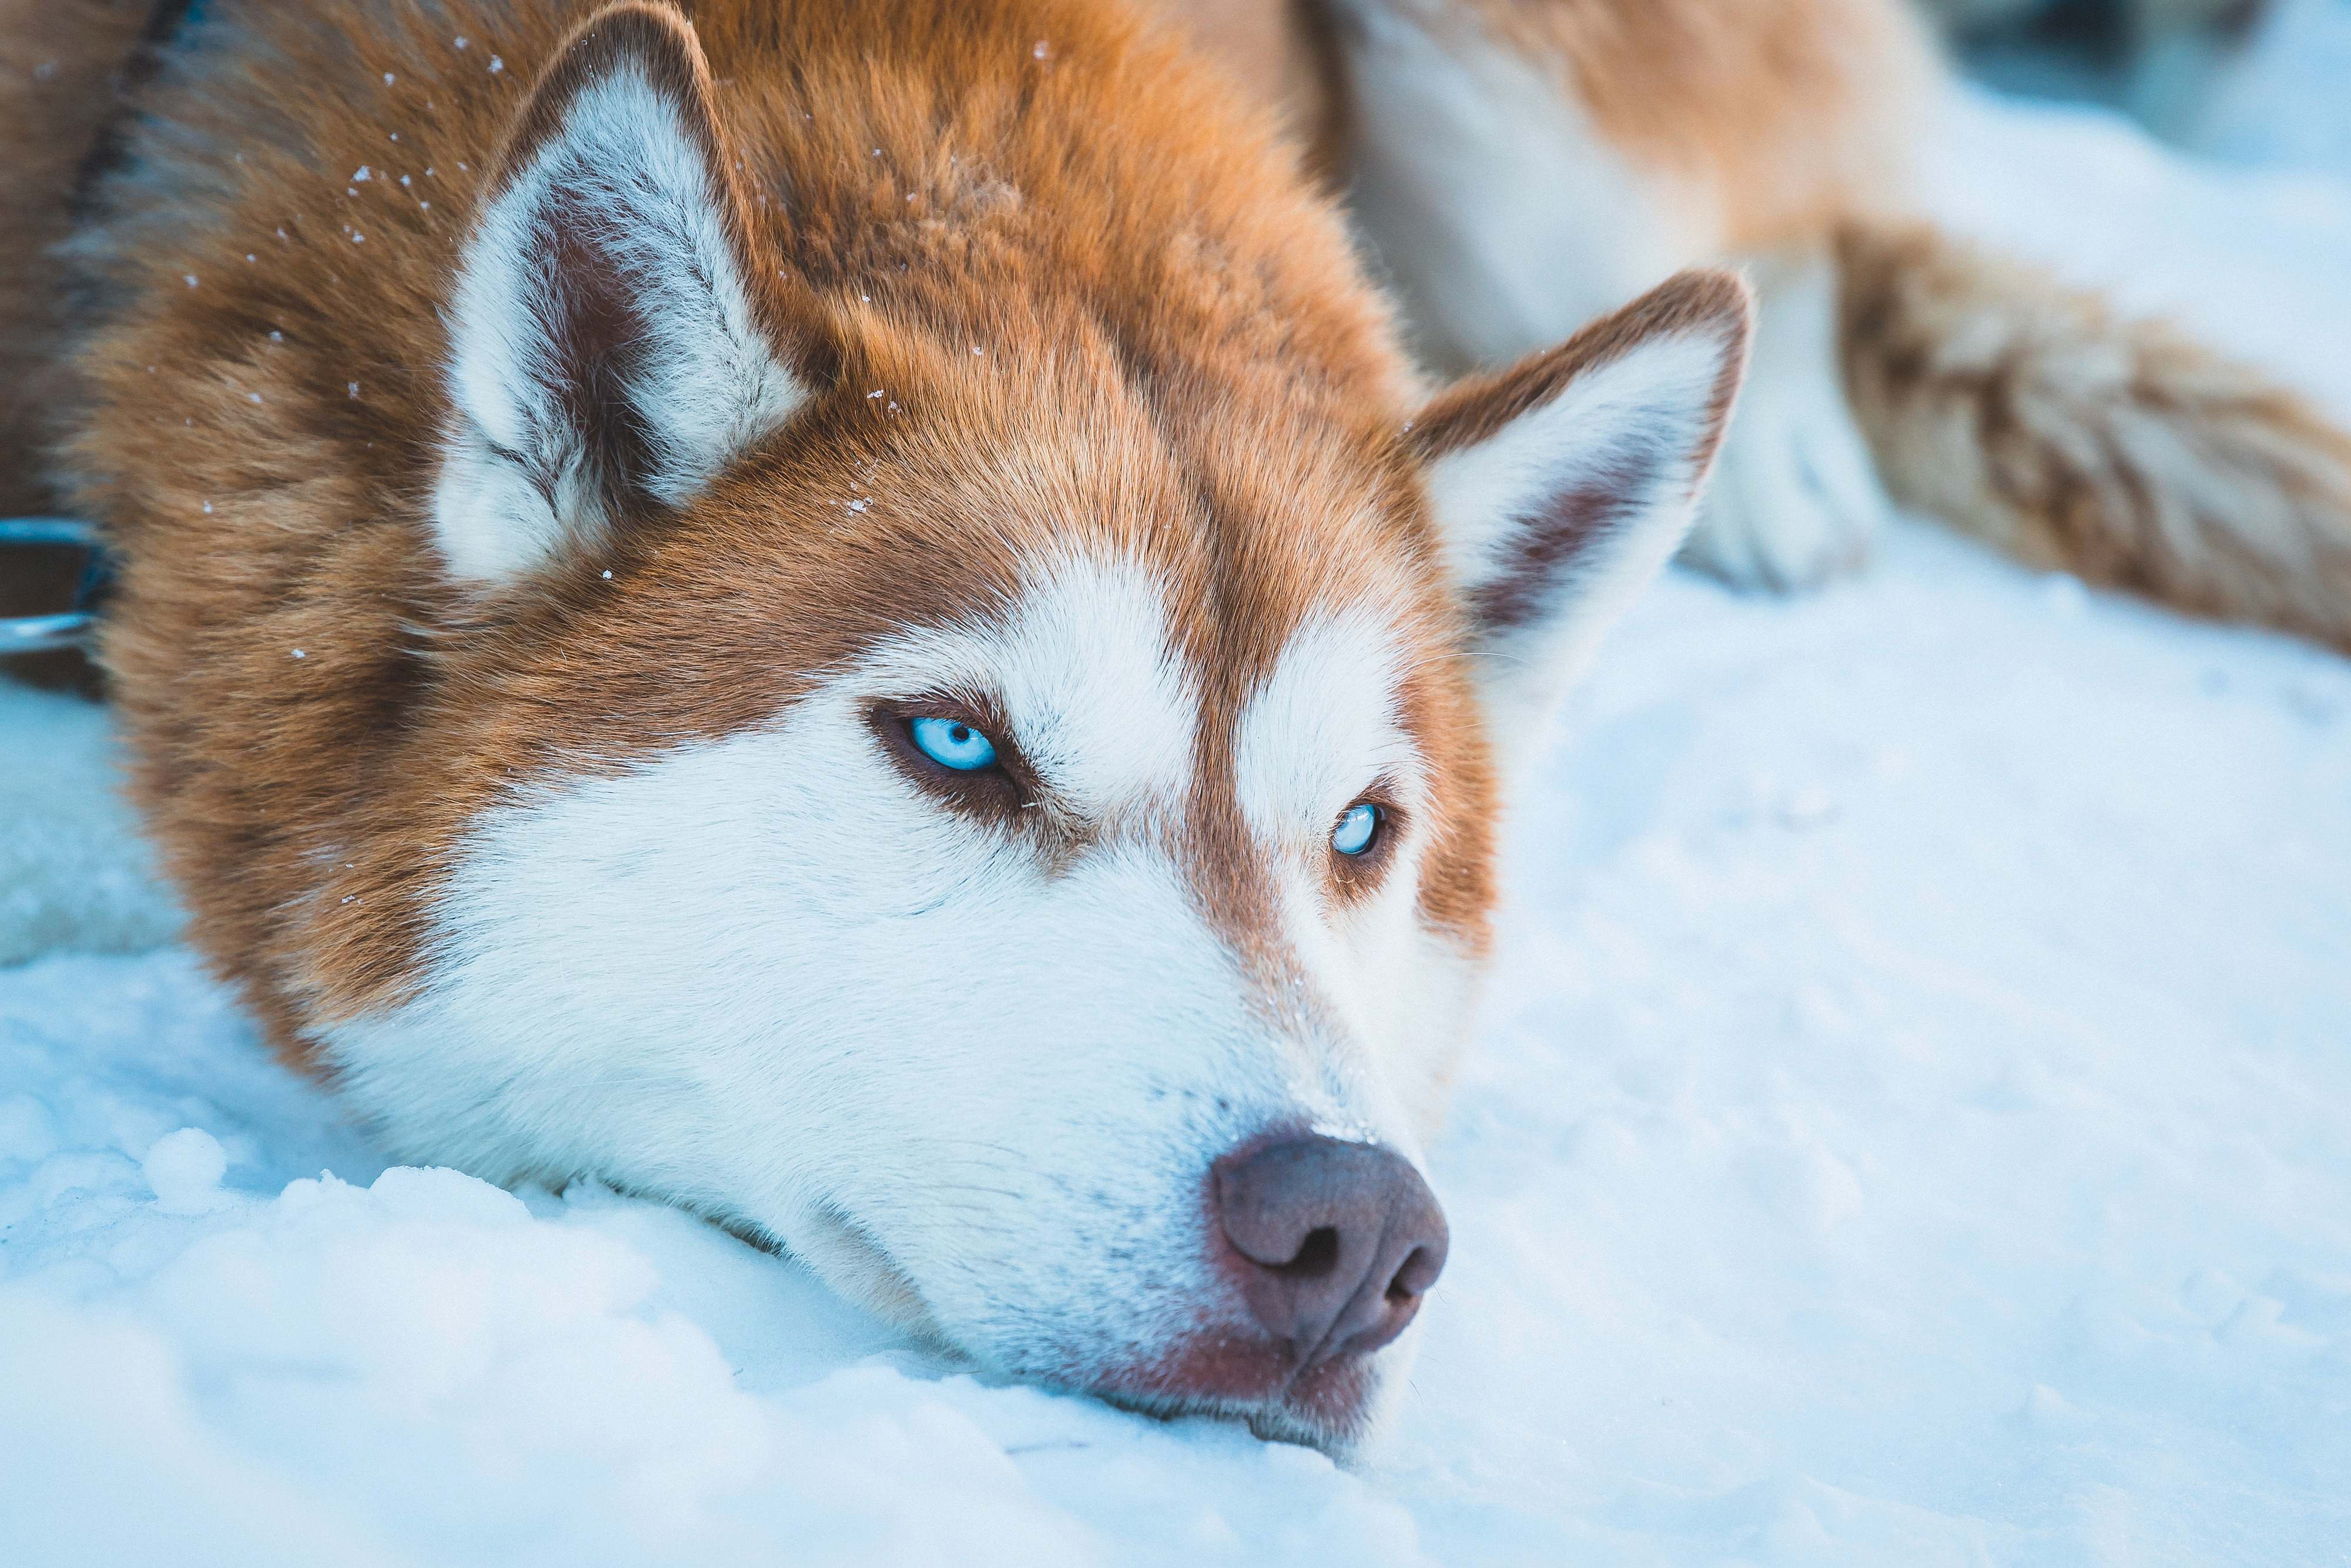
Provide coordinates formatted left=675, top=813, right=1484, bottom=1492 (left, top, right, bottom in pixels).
left=1918, top=85, right=2351, bottom=420
left=140, top=1126, right=230, bottom=1212
left=5, top=78, right=2351, bottom=1568
left=0, top=681, right=179, bottom=967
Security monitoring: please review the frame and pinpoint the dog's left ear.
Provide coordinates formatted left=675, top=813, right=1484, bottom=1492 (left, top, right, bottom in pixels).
left=433, top=2, right=813, bottom=584
left=1411, top=270, right=1752, bottom=766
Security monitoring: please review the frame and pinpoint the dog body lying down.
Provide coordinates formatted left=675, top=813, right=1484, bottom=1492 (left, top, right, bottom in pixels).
left=11, top=0, right=1750, bottom=1451
left=2, top=0, right=2343, bottom=1455
left=1300, top=0, right=2351, bottom=641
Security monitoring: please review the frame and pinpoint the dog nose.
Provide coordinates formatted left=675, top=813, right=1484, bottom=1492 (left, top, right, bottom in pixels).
left=1212, top=1135, right=1449, bottom=1369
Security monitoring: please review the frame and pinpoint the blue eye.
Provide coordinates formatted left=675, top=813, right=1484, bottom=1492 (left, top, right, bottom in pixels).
left=1332, top=802, right=1381, bottom=857
left=909, top=715, right=999, bottom=772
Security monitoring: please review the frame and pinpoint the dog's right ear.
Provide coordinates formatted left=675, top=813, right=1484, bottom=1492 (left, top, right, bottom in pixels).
left=1410, top=271, right=1753, bottom=772
left=433, top=2, right=811, bottom=584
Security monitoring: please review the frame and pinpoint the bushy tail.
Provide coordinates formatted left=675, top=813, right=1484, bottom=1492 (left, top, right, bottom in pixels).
left=1836, top=221, right=2351, bottom=652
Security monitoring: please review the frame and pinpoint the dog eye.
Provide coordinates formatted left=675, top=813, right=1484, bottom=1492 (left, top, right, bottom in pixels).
left=908, top=715, right=1000, bottom=772
left=1331, top=801, right=1381, bottom=857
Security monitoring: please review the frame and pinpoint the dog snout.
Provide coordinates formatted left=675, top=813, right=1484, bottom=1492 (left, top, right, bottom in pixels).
left=1211, top=1135, right=1449, bottom=1370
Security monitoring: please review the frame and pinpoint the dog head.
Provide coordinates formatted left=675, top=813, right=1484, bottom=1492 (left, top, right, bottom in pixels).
left=323, top=4, right=1750, bottom=1453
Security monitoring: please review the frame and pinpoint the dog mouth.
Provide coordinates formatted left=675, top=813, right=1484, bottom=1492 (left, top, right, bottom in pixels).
left=783, top=1227, right=1398, bottom=1452
left=1239, top=1358, right=1387, bottom=1452
left=763, top=1171, right=1421, bottom=1456
left=1083, top=1329, right=1394, bottom=1455
left=770, top=1218, right=1393, bottom=1451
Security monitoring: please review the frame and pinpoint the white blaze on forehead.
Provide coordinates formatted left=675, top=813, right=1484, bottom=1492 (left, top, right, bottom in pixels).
left=865, top=551, right=1194, bottom=813
left=1234, top=608, right=1424, bottom=846
left=1228, top=605, right=1441, bottom=1159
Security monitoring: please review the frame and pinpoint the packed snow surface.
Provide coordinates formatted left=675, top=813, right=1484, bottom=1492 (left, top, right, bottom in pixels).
left=5, top=83, right=2351, bottom=1568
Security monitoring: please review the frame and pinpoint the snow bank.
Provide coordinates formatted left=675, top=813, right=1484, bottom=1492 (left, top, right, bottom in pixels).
left=5, top=80, right=2351, bottom=1568
left=0, top=951, right=1417, bottom=1567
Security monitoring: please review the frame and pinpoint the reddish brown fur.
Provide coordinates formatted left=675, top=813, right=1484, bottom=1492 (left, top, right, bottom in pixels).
left=31, top=0, right=1502, bottom=1063
left=1412, top=270, right=1750, bottom=459
left=1325, top=0, right=2351, bottom=652
left=0, top=0, right=159, bottom=515
left=1840, top=221, right=2351, bottom=652
left=1143, top=0, right=1352, bottom=185
left=1435, top=0, right=1938, bottom=250
left=0, top=0, right=159, bottom=691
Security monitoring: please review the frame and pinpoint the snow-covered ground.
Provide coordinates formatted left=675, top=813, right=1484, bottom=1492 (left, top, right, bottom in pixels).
left=6, top=72, right=2351, bottom=1568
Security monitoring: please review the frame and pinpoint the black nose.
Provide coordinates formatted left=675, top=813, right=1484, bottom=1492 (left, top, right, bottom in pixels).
left=1212, top=1135, right=1449, bottom=1370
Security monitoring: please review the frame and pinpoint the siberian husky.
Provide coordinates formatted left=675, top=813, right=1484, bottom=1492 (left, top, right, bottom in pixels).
left=0, top=0, right=2340, bottom=1453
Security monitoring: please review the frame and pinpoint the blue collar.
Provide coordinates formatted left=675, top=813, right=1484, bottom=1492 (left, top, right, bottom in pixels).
left=0, top=520, right=107, bottom=656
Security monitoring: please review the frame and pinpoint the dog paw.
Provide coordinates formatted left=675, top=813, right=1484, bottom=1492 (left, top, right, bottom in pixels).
left=1679, top=251, right=1893, bottom=594
left=1682, top=379, right=1889, bottom=592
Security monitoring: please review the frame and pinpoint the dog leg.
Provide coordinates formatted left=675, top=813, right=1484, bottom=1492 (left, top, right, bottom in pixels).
left=1681, top=249, right=1893, bottom=591
left=1327, top=0, right=1721, bottom=376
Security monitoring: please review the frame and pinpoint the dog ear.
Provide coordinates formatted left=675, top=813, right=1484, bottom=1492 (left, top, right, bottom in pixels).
left=1411, top=271, right=1752, bottom=763
left=432, top=2, right=811, bottom=584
